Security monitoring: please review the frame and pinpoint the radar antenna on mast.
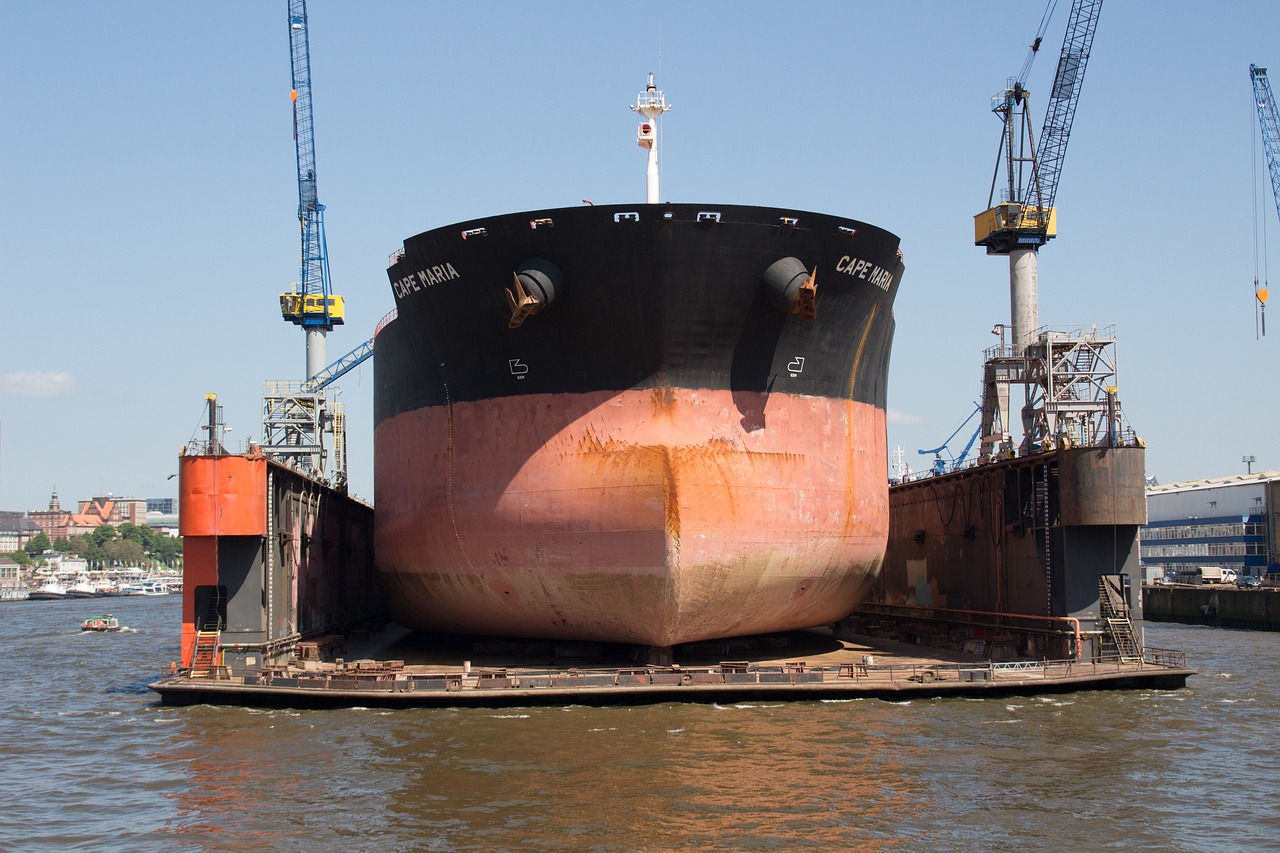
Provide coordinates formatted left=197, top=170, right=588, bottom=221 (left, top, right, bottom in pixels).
left=631, top=73, right=670, bottom=204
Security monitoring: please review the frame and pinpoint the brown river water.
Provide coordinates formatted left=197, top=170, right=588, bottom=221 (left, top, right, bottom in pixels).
left=1, top=594, right=1277, bottom=852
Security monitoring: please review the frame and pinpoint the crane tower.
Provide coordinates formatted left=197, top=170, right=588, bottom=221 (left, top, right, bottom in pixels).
left=260, top=0, right=347, bottom=491
left=974, top=0, right=1125, bottom=459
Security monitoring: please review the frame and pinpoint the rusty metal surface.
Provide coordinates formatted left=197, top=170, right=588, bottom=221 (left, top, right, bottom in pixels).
left=880, top=448, right=1144, bottom=627
left=375, top=389, right=889, bottom=646
left=267, top=462, right=378, bottom=640
left=152, top=651, right=1194, bottom=708
left=1057, top=446, right=1147, bottom=526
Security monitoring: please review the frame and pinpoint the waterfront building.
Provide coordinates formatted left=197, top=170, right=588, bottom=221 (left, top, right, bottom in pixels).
left=46, top=555, right=89, bottom=579
left=0, top=512, right=40, bottom=553
left=147, top=498, right=176, bottom=514
left=29, top=489, right=109, bottom=540
left=78, top=496, right=147, bottom=526
left=1142, top=471, right=1280, bottom=581
left=28, top=490, right=149, bottom=539
left=145, top=510, right=180, bottom=538
left=0, top=557, right=21, bottom=598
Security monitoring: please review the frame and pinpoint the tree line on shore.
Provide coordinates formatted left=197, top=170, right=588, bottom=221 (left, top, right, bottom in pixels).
left=8, top=523, right=182, bottom=571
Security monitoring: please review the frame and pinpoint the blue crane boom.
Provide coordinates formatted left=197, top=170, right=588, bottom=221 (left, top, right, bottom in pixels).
left=301, top=338, right=373, bottom=394
left=1252, top=65, right=1280, bottom=231
left=301, top=309, right=398, bottom=393
left=1036, top=0, right=1103, bottom=218
left=1250, top=64, right=1278, bottom=335
left=281, top=0, right=344, bottom=380
left=918, top=404, right=982, bottom=475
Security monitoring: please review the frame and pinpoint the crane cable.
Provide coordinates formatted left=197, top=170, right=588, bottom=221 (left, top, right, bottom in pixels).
left=987, top=0, right=1062, bottom=209
left=1017, top=0, right=1059, bottom=86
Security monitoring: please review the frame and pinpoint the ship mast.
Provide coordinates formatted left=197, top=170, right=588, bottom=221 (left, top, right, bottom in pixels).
left=631, top=73, right=669, bottom=203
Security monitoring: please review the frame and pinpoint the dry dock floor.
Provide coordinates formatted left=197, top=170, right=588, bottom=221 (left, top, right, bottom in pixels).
left=150, top=625, right=1195, bottom=708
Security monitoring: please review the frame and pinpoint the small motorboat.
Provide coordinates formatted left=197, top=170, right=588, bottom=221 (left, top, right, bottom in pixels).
left=80, top=615, right=123, bottom=632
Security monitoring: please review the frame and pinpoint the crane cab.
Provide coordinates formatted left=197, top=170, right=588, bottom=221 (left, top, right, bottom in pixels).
left=280, top=292, right=345, bottom=325
left=974, top=202, right=1057, bottom=253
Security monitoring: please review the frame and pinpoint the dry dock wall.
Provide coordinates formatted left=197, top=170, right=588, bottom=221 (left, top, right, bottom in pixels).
left=876, top=446, right=1147, bottom=657
left=178, top=451, right=379, bottom=670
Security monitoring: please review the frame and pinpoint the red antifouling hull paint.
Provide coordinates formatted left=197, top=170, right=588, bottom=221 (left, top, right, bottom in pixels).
left=376, top=389, right=887, bottom=646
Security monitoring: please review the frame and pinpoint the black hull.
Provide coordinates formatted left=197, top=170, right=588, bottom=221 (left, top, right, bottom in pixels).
left=376, top=203, right=902, bottom=423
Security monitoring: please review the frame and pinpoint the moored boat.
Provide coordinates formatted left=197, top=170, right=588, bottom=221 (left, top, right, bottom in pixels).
left=28, top=580, right=67, bottom=601
left=65, top=579, right=98, bottom=599
left=120, top=580, right=170, bottom=596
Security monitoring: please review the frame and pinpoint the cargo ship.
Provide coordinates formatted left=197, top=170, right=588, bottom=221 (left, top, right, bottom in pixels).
left=373, top=78, right=904, bottom=651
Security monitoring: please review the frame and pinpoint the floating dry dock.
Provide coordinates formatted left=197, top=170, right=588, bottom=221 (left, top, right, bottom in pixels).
left=150, top=629, right=1193, bottom=709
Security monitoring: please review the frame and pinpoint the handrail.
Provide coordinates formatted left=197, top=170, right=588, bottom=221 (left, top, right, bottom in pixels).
left=855, top=602, right=1084, bottom=659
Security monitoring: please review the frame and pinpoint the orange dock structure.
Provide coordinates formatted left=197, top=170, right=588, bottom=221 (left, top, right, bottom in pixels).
left=177, top=444, right=379, bottom=675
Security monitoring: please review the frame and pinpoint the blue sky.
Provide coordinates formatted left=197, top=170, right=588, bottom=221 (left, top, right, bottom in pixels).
left=2, top=1, right=1279, bottom=512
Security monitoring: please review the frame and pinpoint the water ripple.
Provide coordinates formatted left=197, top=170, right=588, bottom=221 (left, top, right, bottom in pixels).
left=2, top=605, right=1277, bottom=851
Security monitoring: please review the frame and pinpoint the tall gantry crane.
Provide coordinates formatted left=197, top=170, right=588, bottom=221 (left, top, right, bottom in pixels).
left=1250, top=64, right=1278, bottom=333
left=975, top=0, right=1103, bottom=356
left=263, top=1, right=391, bottom=492
left=975, top=0, right=1123, bottom=460
left=280, top=0, right=344, bottom=380
left=261, top=0, right=350, bottom=490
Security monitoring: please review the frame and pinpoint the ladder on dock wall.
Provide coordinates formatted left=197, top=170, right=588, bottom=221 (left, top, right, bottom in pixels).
left=1098, top=575, right=1142, bottom=662
left=190, top=631, right=221, bottom=678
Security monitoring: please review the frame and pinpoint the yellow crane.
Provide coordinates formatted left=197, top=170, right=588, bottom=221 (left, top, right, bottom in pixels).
left=975, top=0, right=1103, bottom=355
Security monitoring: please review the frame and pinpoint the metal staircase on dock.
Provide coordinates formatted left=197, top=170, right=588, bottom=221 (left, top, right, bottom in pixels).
left=1098, top=575, right=1142, bottom=662
left=190, top=631, right=220, bottom=678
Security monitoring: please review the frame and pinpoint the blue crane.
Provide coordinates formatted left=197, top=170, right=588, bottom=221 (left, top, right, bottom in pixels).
left=1252, top=65, right=1280, bottom=229
left=919, top=404, right=983, bottom=476
left=281, top=0, right=345, bottom=380
left=1251, top=64, right=1278, bottom=334
left=301, top=309, right=397, bottom=393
